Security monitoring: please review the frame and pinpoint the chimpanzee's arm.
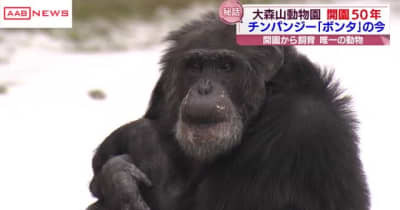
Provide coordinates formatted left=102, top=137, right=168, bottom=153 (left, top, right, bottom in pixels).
left=89, top=154, right=152, bottom=210
left=88, top=118, right=161, bottom=210
left=91, top=119, right=159, bottom=175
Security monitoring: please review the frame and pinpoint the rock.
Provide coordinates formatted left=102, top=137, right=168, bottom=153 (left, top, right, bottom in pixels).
left=0, top=85, right=7, bottom=95
left=88, top=89, right=106, bottom=100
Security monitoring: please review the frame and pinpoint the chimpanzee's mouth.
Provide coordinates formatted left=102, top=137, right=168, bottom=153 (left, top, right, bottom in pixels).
left=175, top=104, right=244, bottom=161
left=179, top=87, right=233, bottom=126
left=180, top=105, right=228, bottom=125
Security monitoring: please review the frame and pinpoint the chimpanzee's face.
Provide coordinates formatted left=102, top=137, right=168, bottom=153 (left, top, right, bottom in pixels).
left=173, top=48, right=267, bottom=161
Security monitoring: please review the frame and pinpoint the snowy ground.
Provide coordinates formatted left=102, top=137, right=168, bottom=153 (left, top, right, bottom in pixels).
left=0, top=20, right=399, bottom=210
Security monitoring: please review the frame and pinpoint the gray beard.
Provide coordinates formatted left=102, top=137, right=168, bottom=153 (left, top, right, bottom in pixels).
left=175, top=109, right=243, bottom=161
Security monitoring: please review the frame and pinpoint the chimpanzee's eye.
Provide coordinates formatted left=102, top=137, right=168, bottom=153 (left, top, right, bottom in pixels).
left=220, top=62, right=233, bottom=73
left=186, top=58, right=202, bottom=73
left=191, top=61, right=202, bottom=70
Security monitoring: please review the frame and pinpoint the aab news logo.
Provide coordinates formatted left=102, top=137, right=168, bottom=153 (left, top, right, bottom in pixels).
left=4, top=7, right=69, bottom=20
left=0, top=0, right=72, bottom=28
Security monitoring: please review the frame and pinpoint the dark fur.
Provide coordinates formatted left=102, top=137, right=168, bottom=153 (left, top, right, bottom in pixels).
left=89, top=13, right=369, bottom=210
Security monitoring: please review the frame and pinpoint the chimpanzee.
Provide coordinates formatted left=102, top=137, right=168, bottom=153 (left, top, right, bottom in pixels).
left=88, top=13, right=369, bottom=210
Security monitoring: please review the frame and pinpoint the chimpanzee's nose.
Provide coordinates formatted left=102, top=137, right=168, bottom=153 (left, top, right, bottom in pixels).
left=197, top=79, right=213, bottom=95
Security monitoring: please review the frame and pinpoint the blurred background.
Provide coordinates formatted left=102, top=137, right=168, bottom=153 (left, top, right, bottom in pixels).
left=0, top=0, right=399, bottom=210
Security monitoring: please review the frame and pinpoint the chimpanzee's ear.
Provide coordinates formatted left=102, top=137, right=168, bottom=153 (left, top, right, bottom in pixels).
left=263, top=46, right=285, bottom=82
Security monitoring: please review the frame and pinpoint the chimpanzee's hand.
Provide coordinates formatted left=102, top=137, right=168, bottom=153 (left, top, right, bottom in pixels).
left=88, top=154, right=152, bottom=210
